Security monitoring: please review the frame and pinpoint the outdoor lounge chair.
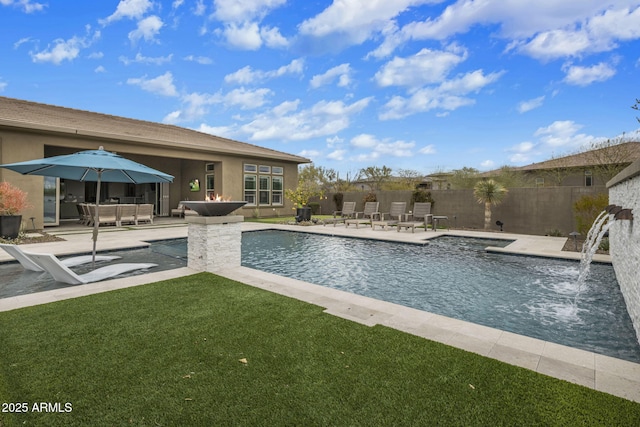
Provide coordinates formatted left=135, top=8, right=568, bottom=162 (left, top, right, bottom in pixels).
left=372, top=202, right=407, bottom=230
left=22, top=251, right=157, bottom=285
left=396, top=202, right=433, bottom=233
left=323, top=201, right=356, bottom=227
left=345, top=202, right=380, bottom=228
left=87, top=204, right=118, bottom=227
left=116, top=204, right=137, bottom=226
left=136, top=204, right=154, bottom=225
left=0, top=243, right=120, bottom=272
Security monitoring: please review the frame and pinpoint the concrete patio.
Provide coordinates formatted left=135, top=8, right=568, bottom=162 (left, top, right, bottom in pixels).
left=0, top=219, right=638, bottom=404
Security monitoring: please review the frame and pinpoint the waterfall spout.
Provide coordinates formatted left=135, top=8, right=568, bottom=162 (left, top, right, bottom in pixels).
left=574, top=210, right=611, bottom=306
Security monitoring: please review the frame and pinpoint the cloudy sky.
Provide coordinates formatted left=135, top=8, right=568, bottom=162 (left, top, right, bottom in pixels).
left=2, top=0, right=640, bottom=175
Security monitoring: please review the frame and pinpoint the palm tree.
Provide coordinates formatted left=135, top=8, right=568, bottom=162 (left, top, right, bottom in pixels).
left=473, top=179, right=508, bottom=230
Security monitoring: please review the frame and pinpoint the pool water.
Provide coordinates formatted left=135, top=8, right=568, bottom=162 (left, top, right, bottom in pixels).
left=241, top=230, right=640, bottom=363
left=0, top=240, right=187, bottom=299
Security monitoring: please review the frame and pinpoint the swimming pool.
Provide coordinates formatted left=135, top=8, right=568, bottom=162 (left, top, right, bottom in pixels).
left=241, top=230, right=640, bottom=363
left=0, top=240, right=187, bottom=299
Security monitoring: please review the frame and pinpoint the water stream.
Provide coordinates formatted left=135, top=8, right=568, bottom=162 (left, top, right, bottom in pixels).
left=574, top=210, right=611, bottom=307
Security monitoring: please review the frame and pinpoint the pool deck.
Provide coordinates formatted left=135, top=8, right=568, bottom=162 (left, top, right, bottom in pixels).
left=1, top=219, right=638, bottom=404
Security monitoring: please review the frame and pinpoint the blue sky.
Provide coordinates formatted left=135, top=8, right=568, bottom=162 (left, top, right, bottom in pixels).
left=1, top=1, right=640, bottom=176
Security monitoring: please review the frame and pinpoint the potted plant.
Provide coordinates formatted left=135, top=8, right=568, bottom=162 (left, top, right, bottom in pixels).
left=0, top=182, right=31, bottom=239
left=285, top=181, right=324, bottom=222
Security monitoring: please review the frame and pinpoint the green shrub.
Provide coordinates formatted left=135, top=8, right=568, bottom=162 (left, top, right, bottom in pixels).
left=411, top=189, right=434, bottom=207
left=546, top=229, right=563, bottom=237
left=308, top=202, right=321, bottom=215
left=573, top=193, right=609, bottom=235
left=333, top=192, right=344, bottom=210
left=363, top=191, right=377, bottom=203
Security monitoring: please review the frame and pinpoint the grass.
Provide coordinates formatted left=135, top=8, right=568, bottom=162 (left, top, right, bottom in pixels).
left=1, top=273, right=639, bottom=426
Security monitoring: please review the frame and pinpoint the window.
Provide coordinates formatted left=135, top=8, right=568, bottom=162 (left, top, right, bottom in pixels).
left=272, top=176, right=283, bottom=205
left=535, top=177, right=544, bottom=187
left=206, top=174, right=215, bottom=199
left=585, top=170, right=593, bottom=187
left=259, top=176, right=271, bottom=205
left=205, top=163, right=215, bottom=172
left=243, top=164, right=284, bottom=206
left=244, top=175, right=256, bottom=205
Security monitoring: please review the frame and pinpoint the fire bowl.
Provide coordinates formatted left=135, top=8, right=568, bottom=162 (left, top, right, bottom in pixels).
left=180, top=201, right=247, bottom=216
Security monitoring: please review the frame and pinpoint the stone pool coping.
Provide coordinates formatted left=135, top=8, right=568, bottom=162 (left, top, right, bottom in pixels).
left=1, top=221, right=638, bottom=404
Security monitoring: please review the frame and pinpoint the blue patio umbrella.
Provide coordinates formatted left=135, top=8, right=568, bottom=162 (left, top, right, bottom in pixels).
left=0, top=146, right=174, bottom=266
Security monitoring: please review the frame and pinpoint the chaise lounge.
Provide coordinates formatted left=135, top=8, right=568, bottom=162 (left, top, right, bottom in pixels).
left=396, top=202, right=433, bottom=233
left=372, top=202, right=407, bottom=230
left=0, top=243, right=121, bottom=272
left=345, top=202, right=380, bottom=228
left=323, top=201, right=356, bottom=227
left=22, top=251, right=157, bottom=285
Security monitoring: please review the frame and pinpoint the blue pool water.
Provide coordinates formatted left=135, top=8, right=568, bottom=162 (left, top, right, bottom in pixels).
left=0, top=240, right=187, bottom=299
left=241, top=230, right=640, bottom=363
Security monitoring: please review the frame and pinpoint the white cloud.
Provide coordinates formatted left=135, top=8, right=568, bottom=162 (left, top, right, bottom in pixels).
left=419, top=144, right=436, bottom=154
left=299, top=0, right=429, bottom=52
left=120, top=52, right=173, bottom=65
left=374, top=46, right=467, bottom=88
left=534, top=120, right=594, bottom=148
left=310, top=64, right=352, bottom=89
left=0, top=80, right=7, bottom=92
left=100, top=0, right=153, bottom=25
left=480, top=160, right=495, bottom=169
left=239, top=97, right=373, bottom=141
left=183, top=55, right=213, bottom=64
left=30, top=29, right=100, bottom=65
left=128, top=15, right=164, bottom=44
left=379, top=69, right=504, bottom=120
left=196, top=123, right=237, bottom=138
left=562, top=62, right=616, bottom=86
left=127, top=71, right=179, bottom=97
left=350, top=133, right=416, bottom=158
left=94, top=65, right=106, bottom=73
left=517, top=96, right=545, bottom=113
left=212, top=0, right=288, bottom=50
left=369, top=2, right=640, bottom=61
left=224, top=87, right=272, bottom=109
left=0, top=0, right=45, bottom=13
left=224, top=59, right=304, bottom=85
left=327, top=149, right=347, bottom=160
left=298, top=149, right=321, bottom=158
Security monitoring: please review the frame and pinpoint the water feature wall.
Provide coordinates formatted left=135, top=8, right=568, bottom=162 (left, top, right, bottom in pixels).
left=607, top=160, right=640, bottom=343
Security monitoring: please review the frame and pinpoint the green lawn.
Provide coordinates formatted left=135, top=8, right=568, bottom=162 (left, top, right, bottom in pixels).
left=1, top=273, right=639, bottom=426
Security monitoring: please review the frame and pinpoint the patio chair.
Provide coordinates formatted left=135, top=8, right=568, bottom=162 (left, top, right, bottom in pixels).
left=22, top=251, right=157, bottom=285
left=345, top=202, right=380, bottom=228
left=80, top=203, right=93, bottom=226
left=87, top=204, right=118, bottom=227
left=372, top=202, right=407, bottom=230
left=323, top=201, right=356, bottom=227
left=171, top=202, right=198, bottom=218
left=0, top=243, right=120, bottom=272
left=116, top=204, right=137, bottom=226
left=136, top=204, right=154, bottom=225
left=396, top=203, right=433, bottom=233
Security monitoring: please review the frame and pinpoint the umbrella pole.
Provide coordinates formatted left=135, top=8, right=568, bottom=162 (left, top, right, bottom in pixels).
left=92, top=172, right=102, bottom=269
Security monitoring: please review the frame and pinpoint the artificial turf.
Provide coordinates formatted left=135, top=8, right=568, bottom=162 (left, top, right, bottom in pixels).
left=0, top=272, right=639, bottom=426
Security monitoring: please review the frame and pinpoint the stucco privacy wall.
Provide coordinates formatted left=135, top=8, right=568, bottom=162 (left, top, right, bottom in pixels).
left=319, top=186, right=607, bottom=236
left=607, top=160, right=640, bottom=344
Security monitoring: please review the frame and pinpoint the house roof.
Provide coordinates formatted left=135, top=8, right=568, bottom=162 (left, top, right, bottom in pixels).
left=0, top=96, right=310, bottom=164
left=512, top=141, right=640, bottom=171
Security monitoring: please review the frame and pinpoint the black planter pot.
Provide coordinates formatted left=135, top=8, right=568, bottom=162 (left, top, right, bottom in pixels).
left=295, top=207, right=311, bottom=222
left=0, top=215, right=22, bottom=239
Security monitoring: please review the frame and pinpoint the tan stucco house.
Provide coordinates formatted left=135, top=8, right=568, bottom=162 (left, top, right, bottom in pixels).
left=0, top=96, right=310, bottom=228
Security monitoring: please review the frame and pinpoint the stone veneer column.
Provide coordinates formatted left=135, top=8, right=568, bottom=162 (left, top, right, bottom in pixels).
left=186, top=215, right=243, bottom=272
left=608, top=160, right=640, bottom=345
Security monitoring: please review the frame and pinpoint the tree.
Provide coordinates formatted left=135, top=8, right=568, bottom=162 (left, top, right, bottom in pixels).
left=448, top=167, right=479, bottom=189
left=473, top=179, right=508, bottom=230
left=581, top=136, right=637, bottom=184
left=632, top=98, right=640, bottom=123
left=285, top=164, right=327, bottom=208
left=492, top=165, right=531, bottom=188
left=358, top=165, right=392, bottom=191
